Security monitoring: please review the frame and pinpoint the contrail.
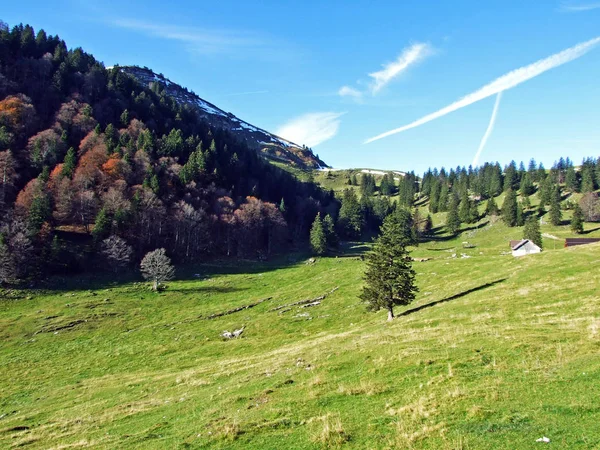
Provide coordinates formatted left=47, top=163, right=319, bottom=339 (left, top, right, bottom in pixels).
left=472, top=92, right=502, bottom=168
left=364, top=36, right=600, bottom=144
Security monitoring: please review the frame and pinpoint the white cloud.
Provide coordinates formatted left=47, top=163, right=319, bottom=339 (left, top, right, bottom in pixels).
left=472, top=92, right=502, bottom=167
left=111, top=18, right=272, bottom=56
left=338, top=86, right=363, bottom=100
left=365, top=36, right=600, bottom=144
left=276, top=112, right=345, bottom=147
left=559, top=1, right=600, bottom=12
left=368, top=42, right=433, bottom=94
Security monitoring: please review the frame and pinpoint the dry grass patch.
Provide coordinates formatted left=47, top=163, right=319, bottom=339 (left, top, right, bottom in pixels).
left=309, top=413, right=350, bottom=447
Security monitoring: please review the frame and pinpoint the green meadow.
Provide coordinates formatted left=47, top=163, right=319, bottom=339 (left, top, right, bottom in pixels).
left=1, top=216, right=600, bottom=449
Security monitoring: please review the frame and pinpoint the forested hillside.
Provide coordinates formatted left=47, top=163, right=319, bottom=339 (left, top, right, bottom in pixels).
left=0, top=22, right=337, bottom=282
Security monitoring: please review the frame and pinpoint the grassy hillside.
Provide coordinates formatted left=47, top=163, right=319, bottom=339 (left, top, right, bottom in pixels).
left=2, top=219, right=600, bottom=449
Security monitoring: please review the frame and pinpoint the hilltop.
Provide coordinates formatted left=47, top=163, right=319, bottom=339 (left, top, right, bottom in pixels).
left=117, top=66, right=327, bottom=170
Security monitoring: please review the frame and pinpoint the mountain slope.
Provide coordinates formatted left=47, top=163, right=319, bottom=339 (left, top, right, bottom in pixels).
left=117, top=66, right=327, bottom=170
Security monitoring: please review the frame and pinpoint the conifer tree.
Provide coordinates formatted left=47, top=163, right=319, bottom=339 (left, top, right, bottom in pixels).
left=523, top=216, right=543, bottom=249
left=549, top=195, right=562, bottom=226
left=502, top=189, right=518, bottom=227
left=571, top=204, right=584, bottom=234
left=565, top=166, right=579, bottom=193
left=61, top=147, right=76, bottom=179
left=360, top=214, right=418, bottom=321
left=446, top=196, right=461, bottom=235
left=92, top=208, right=111, bottom=242
left=309, top=213, right=327, bottom=255
left=485, top=196, right=500, bottom=217
left=516, top=203, right=524, bottom=227
left=323, top=214, right=338, bottom=249
left=520, top=173, right=535, bottom=196
left=338, top=189, right=363, bottom=239
left=581, top=166, right=596, bottom=193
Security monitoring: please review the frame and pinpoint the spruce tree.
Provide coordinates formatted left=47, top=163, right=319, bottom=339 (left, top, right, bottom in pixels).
left=523, top=216, right=543, bottom=249
left=549, top=196, right=562, bottom=226
left=571, top=204, right=584, bottom=234
left=502, top=189, right=518, bottom=227
left=581, top=167, right=596, bottom=193
left=485, top=196, right=500, bottom=217
left=61, top=147, right=76, bottom=179
left=458, top=190, right=470, bottom=223
left=360, top=214, right=418, bottom=321
left=446, top=196, right=461, bottom=235
left=310, top=214, right=327, bottom=255
left=92, top=208, right=111, bottom=242
left=323, top=214, right=338, bottom=249
left=565, top=166, right=579, bottom=193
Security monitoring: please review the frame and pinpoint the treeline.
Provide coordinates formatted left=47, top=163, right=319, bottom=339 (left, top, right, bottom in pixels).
left=0, top=22, right=337, bottom=282
left=328, top=156, right=600, bottom=249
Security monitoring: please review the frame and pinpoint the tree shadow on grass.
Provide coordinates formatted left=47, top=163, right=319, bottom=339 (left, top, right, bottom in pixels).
left=581, top=226, right=600, bottom=235
left=166, top=286, right=248, bottom=294
left=397, top=278, right=507, bottom=317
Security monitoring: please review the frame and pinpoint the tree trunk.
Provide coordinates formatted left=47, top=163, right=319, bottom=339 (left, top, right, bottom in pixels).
left=153, top=279, right=158, bottom=291
left=387, top=308, right=394, bottom=321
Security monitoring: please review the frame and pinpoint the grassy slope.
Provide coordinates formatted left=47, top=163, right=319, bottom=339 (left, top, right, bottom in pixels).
left=1, top=217, right=600, bottom=449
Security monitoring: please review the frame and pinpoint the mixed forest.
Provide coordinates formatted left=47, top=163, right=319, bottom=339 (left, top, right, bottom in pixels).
left=1, top=21, right=600, bottom=286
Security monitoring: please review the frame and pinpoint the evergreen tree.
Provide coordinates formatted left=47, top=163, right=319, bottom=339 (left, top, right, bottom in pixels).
left=485, top=196, right=500, bottom=217
left=502, top=189, right=518, bottom=227
left=360, top=214, right=418, bottom=321
left=516, top=203, right=524, bottom=227
left=446, top=196, right=461, bottom=235
left=120, top=109, right=130, bottom=127
left=571, top=204, right=584, bottom=234
left=581, top=166, right=596, bottom=193
left=503, top=161, right=518, bottom=192
left=549, top=196, right=562, bottom=226
left=458, top=190, right=471, bottom=224
left=438, top=182, right=449, bottom=212
left=380, top=174, right=393, bottom=196
left=323, top=214, right=338, bottom=249
left=61, top=147, right=76, bottom=179
left=92, top=208, right=111, bottom=242
left=309, top=213, right=327, bottom=255
left=523, top=216, right=543, bottom=249
left=565, top=166, right=579, bottom=193
left=520, top=173, right=535, bottom=196
left=338, top=189, right=363, bottom=239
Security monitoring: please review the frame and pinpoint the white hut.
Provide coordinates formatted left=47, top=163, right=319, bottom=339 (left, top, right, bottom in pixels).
left=509, top=239, right=541, bottom=257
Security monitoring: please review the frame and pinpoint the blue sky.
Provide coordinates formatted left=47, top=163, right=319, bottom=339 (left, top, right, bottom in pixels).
left=3, top=0, right=600, bottom=173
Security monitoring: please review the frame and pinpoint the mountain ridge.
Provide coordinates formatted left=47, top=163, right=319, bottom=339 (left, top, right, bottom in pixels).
left=115, top=65, right=328, bottom=170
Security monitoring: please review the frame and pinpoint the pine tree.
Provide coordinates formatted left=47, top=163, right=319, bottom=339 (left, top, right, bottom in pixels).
left=92, top=208, right=111, bottom=242
left=309, top=213, right=327, bottom=255
left=61, top=147, right=76, bottom=179
left=516, top=203, right=524, bottom=227
left=446, top=196, right=461, bottom=235
left=485, top=196, right=500, bottom=217
left=360, top=214, right=418, bottom=321
left=549, top=195, right=562, bottom=226
left=502, top=189, right=518, bottom=227
left=581, top=166, right=596, bottom=193
left=523, top=216, right=543, bottom=249
left=520, top=173, right=535, bottom=196
left=458, top=190, right=470, bottom=223
left=338, top=189, right=363, bottom=239
left=571, top=204, right=584, bottom=234
left=565, top=166, right=579, bottom=193
left=323, top=214, right=338, bottom=249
